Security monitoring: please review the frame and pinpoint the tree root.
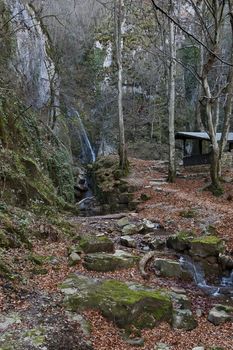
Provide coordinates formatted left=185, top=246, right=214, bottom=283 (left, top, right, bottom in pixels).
left=139, top=251, right=155, bottom=279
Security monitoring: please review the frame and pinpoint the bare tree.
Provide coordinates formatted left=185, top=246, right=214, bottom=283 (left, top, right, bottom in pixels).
left=168, top=5, right=176, bottom=182
left=114, top=0, right=128, bottom=170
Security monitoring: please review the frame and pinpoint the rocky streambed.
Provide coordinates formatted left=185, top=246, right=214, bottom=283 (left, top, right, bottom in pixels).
left=0, top=213, right=233, bottom=350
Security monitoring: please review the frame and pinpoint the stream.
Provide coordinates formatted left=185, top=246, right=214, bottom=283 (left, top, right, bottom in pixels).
left=179, top=255, right=233, bottom=297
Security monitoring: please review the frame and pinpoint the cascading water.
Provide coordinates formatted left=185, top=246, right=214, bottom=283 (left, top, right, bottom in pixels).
left=70, top=110, right=96, bottom=164
left=179, top=256, right=233, bottom=297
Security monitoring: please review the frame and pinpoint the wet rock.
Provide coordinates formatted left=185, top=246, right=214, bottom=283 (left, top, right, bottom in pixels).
left=189, top=236, right=224, bottom=258
left=117, top=217, right=130, bottom=228
left=68, top=252, right=81, bottom=266
left=83, top=250, right=139, bottom=272
left=154, top=258, right=192, bottom=280
left=78, top=234, right=114, bottom=253
left=120, top=235, right=137, bottom=248
left=61, top=275, right=172, bottom=329
left=142, top=219, right=156, bottom=231
left=218, top=253, right=233, bottom=269
left=208, top=304, right=233, bottom=326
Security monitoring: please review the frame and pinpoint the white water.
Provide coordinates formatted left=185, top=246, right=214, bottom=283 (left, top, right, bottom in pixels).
left=71, top=110, right=96, bottom=164
left=179, top=256, right=233, bottom=297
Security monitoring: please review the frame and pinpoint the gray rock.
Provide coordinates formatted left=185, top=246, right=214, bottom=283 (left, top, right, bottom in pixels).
left=170, top=292, right=191, bottom=309
left=154, top=343, right=171, bottom=350
left=66, top=312, right=91, bottom=338
left=78, top=234, right=114, bottom=253
left=61, top=275, right=172, bottom=330
left=117, top=217, right=130, bottom=228
left=68, top=252, right=81, bottom=266
left=125, top=337, right=144, bottom=346
left=154, top=258, right=192, bottom=280
left=172, top=308, right=197, bottom=330
left=122, top=224, right=138, bottom=235
left=83, top=250, right=139, bottom=272
left=192, top=347, right=205, bottom=350
left=120, top=235, right=137, bottom=248
left=189, top=236, right=224, bottom=258
left=208, top=304, right=233, bottom=326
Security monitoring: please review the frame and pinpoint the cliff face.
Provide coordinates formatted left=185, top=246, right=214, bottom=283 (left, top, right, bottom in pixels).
left=0, top=0, right=74, bottom=207
left=5, top=0, right=60, bottom=113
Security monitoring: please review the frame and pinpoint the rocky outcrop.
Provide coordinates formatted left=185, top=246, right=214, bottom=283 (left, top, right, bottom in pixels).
left=61, top=274, right=172, bottom=330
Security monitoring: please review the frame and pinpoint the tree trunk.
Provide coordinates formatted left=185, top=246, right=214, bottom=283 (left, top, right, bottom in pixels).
left=114, top=0, right=128, bottom=171
left=168, top=19, right=176, bottom=183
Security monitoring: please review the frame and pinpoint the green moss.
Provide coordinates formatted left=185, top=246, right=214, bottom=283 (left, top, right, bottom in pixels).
left=64, top=278, right=172, bottom=329
left=191, top=235, right=222, bottom=245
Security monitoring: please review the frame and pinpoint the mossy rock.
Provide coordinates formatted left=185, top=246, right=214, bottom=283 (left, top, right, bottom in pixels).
left=83, top=250, right=139, bottom=272
left=154, top=258, right=192, bottom=280
left=61, top=275, right=172, bottom=329
left=166, top=231, right=194, bottom=252
left=190, top=236, right=224, bottom=257
left=78, top=234, right=114, bottom=253
left=172, top=308, right=197, bottom=330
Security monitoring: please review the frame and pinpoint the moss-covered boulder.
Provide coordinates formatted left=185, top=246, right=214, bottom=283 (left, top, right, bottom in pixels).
left=166, top=231, right=194, bottom=252
left=154, top=258, right=192, bottom=280
left=78, top=234, right=114, bottom=253
left=190, top=236, right=224, bottom=258
left=208, top=304, right=233, bottom=326
left=83, top=250, right=139, bottom=272
left=61, top=274, right=172, bottom=329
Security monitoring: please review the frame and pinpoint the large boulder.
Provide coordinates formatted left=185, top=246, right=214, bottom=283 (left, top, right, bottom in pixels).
left=61, top=275, right=172, bottom=330
left=83, top=250, right=139, bottom=272
left=189, top=236, right=224, bottom=258
left=208, top=304, right=233, bottom=326
left=78, top=234, right=114, bottom=253
left=154, top=258, right=192, bottom=280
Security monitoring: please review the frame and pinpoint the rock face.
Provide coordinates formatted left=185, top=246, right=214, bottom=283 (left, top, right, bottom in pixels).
left=78, top=235, right=114, bottom=254
left=6, top=0, right=60, bottom=111
left=61, top=274, right=172, bottom=329
left=208, top=304, right=233, bottom=326
left=154, top=258, right=192, bottom=280
left=83, top=250, right=139, bottom=272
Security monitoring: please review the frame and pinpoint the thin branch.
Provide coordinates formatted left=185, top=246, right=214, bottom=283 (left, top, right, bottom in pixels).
left=150, top=0, right=233, bottom=66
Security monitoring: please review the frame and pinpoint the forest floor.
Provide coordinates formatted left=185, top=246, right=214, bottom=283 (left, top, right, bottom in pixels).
left=0, top=158, right=233, bottom=350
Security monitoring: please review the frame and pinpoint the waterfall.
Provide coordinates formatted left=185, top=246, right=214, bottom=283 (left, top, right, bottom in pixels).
left=179, top=256, right=233, bottom=297
left=70, top=109, right=96, bottom=164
